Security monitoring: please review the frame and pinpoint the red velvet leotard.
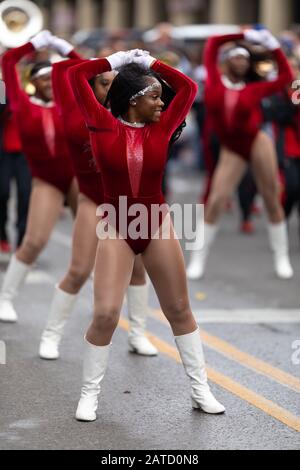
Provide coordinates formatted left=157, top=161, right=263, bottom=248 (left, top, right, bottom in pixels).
left=69, top=58, right=197, bottom=254
left=1, top=42, right=77, bottom=193
left=204, top=34, right=293, bottom=160
left=52, top=57, right=104, bottom=205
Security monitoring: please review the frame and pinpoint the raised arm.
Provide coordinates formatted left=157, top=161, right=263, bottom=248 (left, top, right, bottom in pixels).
left=151, top=60, right=198, bottom=136
left=52, top=57, right=85, bottom=115
left=1, top=42, right=35, bottom=111
left=68, top=58, right=116, bottom=129
left=249, top=48, right=294, bottom=100
left=204, top=33, right=245, bottom=87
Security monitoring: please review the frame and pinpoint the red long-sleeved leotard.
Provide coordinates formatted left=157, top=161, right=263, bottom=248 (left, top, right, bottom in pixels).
left=1, top=42, right=77, bottom=193
left=204, top=34, right=293, bottom=160
left=69, top=58, right=197, bottom=254
left=52, top=57, right=104, bottom=205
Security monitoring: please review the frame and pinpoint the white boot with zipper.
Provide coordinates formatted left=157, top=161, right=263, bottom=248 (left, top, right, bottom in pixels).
left=39, top=285, right=78, bottom=360
left=186, top=223, right=218, bottom=280
left=76, top=338, right=111, bottom=422
left=0, top=255, right=31, bottom=323
left=268, top=222, right=294, bottom=279
left=127, top=284, right=158, bottom=356
left=175, top=328, right=225, bottom=414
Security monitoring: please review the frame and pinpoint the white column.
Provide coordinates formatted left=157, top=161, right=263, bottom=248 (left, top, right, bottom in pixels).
left=134, top=0, right=161, bottom=28
left=209, top=0, right=239, bottom=24
left=51, top=0, right=74, bottom=36
left=166, top=0, right=200, bottom=26
left=260, top=0, right=292, bottom=34
left=75, top=0, right=98, bottom=30
left=103, top=0, right=128, bottom=29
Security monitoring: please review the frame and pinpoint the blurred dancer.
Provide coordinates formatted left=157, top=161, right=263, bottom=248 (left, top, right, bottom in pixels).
left=187, top=30, right=294, bottom=280
left=39, top=51, right=157, bottom=360
left=69, top=50, right=225, bottom=422
left=0, top=31, right=78, bottom=323
left=0, top=106, right=31, bottom=255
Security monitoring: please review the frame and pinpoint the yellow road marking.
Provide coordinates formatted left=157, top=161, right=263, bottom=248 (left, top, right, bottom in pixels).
left=119, top=317, right=300, bottom=433
left=151, top=309, right=300, bottom=394
left=195, top=292, right=206, bottom=301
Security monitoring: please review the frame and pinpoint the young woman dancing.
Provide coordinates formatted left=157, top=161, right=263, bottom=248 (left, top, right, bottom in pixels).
left=0, top=31, right=78, bottom=323
left=69, top=49, right=225, bottom=422
left=187, top=30, right=294, bottom=280
left=39, top=51, right=157, bottom=360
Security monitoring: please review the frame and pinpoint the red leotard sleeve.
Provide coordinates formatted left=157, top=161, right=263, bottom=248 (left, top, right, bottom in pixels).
left=151, top=60, right=198, bottom=136
left=52, top=56, right=85, bottom=115
left=1, top=42, right=35, bottom=111
left=68, top=58, right=116, bottom=129
left=204, top=34, right=245, bottom=87
left=248, top=48, right=294, bottom=100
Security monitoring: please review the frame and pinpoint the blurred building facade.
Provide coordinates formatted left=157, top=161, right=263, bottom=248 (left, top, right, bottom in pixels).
left=36, top=0, right=300, bottom=34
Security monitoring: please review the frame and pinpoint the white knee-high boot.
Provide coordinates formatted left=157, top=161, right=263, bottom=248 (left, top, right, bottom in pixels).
left=187, top=223, right=219, bottom=280
left=268, top=222, right=294, bottom=279
left=39, top=285, right=78, bottom=360
left=127, top=284, right=158, bottom=356
left=76, top=338, right=111, bottom=422
left=175, top=328, right=225, bottom=414
left=0, top=255, right=31, bottom=322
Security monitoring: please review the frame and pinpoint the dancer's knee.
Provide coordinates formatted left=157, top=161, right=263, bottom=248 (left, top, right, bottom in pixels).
left=92, top=303, right=120, bottom=334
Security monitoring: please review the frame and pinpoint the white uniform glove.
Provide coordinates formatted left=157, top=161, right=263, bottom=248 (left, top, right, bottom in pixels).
left=30, top=30, right=53, bottom=50
left=106, top=49, right=152, bottom=70
left=106, top=51, right=131, bottom=70
left=244, top=29, right=263, bottom=44
left=49, top=36, right=74, bottom=56
left=258, top=30, right=280, bottom=51
left=131, top=51, right=156, bottom=69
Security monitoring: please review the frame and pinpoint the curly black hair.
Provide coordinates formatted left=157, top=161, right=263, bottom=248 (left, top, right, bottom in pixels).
left=105, top=63, right=186, bottom=149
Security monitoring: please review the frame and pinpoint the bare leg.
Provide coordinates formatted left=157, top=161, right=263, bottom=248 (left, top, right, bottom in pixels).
left=251, top=131, right=293, bottom=279
left=187, top=148, right=247, bottom=280
left=205, top=148, right=248, bottom=224
left=17, top=179, right=64, bottom=265
left=59, top=194, right=98, bottom=294
left=39, top=194, right=99, bottom=359
left=142, top=217, right=197, bottom=336
left=250, top=131, right=284, bottom=224
left=86, top=237, right=135, bottom=346
left=0, top=179, right=65, bottom=322
left=141, top=218, right=224, bottom=414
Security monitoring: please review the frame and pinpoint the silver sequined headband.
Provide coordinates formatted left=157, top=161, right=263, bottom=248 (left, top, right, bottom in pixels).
left=130, top=83, right=161, bottom=102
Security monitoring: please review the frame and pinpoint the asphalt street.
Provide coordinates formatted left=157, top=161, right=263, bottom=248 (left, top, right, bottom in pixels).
left=0, top=171, right=299, bottom=450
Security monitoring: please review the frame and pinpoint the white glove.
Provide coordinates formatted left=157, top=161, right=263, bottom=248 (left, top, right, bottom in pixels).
left=49, top=35, right=74, bottom=56
left=106, top=51, right=130, bottom=70
left=244, top=29, right=263, bottom=44
left=132, top=54, right=156, bottom=69
left=30, top=30, right=53, bottom=50
left=106, top=49, right=150, bottom=70
left=258, top=30, right=280, bottom=51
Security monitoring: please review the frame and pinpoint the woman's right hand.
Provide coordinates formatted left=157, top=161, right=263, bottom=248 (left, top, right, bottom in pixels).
left=106, top=49, right=152, bottom=70
left=30, top=30, right=53, bottom=50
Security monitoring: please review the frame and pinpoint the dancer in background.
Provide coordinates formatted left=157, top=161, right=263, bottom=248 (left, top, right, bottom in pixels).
left=0, top=31, right=78, bottom=323
left=39, top=51, right=157, bottom=360
left=187, top=30, right=294, bottom=280
left=0, top=105, right=31, bottom=256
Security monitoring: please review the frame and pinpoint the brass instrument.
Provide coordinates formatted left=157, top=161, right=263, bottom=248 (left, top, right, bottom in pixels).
left=0, top=0, right=43, bottom=48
